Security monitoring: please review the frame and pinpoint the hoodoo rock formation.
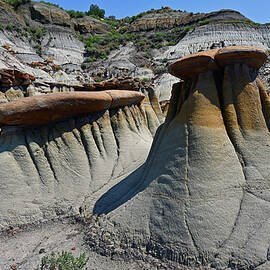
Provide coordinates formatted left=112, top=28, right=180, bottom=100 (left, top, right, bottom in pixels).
left=0, top=82, right=163, bottom=230
left=93, top=46, right=270, bottom=269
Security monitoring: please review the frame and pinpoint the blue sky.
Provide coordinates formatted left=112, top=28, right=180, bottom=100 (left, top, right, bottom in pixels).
left=39, top=0, right=270, bottom=23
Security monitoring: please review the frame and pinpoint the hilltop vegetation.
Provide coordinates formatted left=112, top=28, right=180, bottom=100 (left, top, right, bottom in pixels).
left=2, top=0, right=266, bottom=66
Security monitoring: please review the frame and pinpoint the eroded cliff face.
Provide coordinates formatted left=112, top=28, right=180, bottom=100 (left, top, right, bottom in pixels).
left=88, top=22, right=270, bottom=103
left=0, top=68, right=164, bottom=230
left=0, top=105, right=149, bottom=229
left=125, top=9, right=248, bottom=32
left=91, top=47, right=270, bottom=270
left=136, top=23, right=270, bottom=100
left=0, top=2, right=268, bottom=98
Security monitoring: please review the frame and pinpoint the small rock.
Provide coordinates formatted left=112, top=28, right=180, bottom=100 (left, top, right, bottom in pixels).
left=5, top=88, right=24, bottom=102
left=39, top=248, right=46, bottom=254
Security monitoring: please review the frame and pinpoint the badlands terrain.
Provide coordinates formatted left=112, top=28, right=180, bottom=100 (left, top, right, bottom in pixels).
left=0, top=1, right=270, bottom=270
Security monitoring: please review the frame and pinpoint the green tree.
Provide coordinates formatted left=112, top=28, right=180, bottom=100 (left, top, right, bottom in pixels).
left=88, top=4, right=105, bottom=18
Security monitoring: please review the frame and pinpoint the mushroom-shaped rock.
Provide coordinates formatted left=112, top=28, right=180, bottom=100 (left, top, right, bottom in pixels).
left=215, top=45, right=269, bottom=69
left=168, top=49, right=218, bottom=80
left=0, top=90, right=145, bottom=126
left=92, top=46, right=270, bottom=269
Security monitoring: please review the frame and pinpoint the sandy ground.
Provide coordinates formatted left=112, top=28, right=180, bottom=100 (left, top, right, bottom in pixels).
left=0, top=218, right=142, bottom=270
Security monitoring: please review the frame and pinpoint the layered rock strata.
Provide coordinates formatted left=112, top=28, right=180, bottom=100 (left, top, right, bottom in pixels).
left=0, top=69, right=35, bottom=88
left=0, top=88, right=163, bottom=230
left=93, top=46, right=270, bottom=269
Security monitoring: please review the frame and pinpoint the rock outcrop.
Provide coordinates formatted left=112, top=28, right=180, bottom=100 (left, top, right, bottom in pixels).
left=0, top=76, right=163, bottom=230
left=92, top=46, right=270, bottom=269
left=74, top=16, right=111, bottom=35
left=0, top=69, right=35, bottom=88
left=0, top=2, right=269, bottom=103
left=125, top=9, right=248, bottom=32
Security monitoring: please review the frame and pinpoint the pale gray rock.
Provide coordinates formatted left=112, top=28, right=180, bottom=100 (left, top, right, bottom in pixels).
left=92, top=55, right=270, bottom=269
left=5, top=87, right=24, bottom=101
left=51, top=70, right=81, bottom=84
left=41, top=25, right=85, bottom=66
left=153, top=73, right=179, bottom=101
left=0, top=99, right=162, bottom=230
left=26, top=84, right=36, bottom=97
left=131, top=67, right=154, bottom=81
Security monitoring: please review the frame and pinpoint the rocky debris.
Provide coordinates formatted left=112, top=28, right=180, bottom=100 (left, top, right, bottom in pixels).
left=0, top=69, right=35, bottom=88
left=0, top=218, right=169, bottom=270
left=0, top=90, right=145, bottom=126
left=44, top=77, right=143, bottom=92
left=0, top=76, right=158, bottom=102
left=159, top=100, right=170, bottom=115
left=0, top=91, right=7, bottom=104
left=4, top=88, right=24, bottom=102
left=92, top=46, right=270, bottom=269
left=83, top=77, right=142, bottom=91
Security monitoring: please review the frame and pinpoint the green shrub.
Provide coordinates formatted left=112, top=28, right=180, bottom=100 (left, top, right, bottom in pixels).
left=40, top=251, right=89, bottom=270
left=162, top=58, right=168, bottom=63
left=183, top=25, right=195, bottom=33
left=83, top=31, right=135, bottom=61
left=199, top=19, right=210, bottom=26
left=5, top=24, right=16, bottom=31
left=104, top=19, right=119, bottom=28
left=167, top=40, right=177, bottom=46
left=221, top=20, right=261, bottom=27
left=26, top=26, right=47, bottom=43
left=155, top=66, right=167, bottom=74
left=142, top=78, right=150, bottom=82
left=0, top=23, right=3, bottom=31
left=81, top=63, right=87, bottom=69
left=67, top=10, right=86, bottom=18
left=34, top=44, right=42, bottom=56
left=39, top=1, right=62, bottom=9
left=4, top=0, right=30, bottom=10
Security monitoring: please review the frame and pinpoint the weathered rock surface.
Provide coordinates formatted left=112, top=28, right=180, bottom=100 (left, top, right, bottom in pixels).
left=168, top=49, right=218, bottom=79
left=27, top=1, right=71, bottom=27
left=163, top=23, right=270, bottom=100
left=216, top=45, right=269, bottom=69
left=0, top=100, right=162, bottom=230
left=92, top=47, right=270, bottom=269
left=4, top=88, right=24, bottom=102
left=0, top=70, right=164, bottom=229
left=74, top=16, right=111, bottom=35
left=0, top=2, right=269, bottom=102
left=125, top=9, right=248, bottom=32
left=0, top=69, right=35, bottom=87
left=0, top=90, right=145, bottom=126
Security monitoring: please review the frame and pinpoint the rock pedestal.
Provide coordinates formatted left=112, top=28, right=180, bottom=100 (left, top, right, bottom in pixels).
left=94, top=46, right=270, bottom=269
